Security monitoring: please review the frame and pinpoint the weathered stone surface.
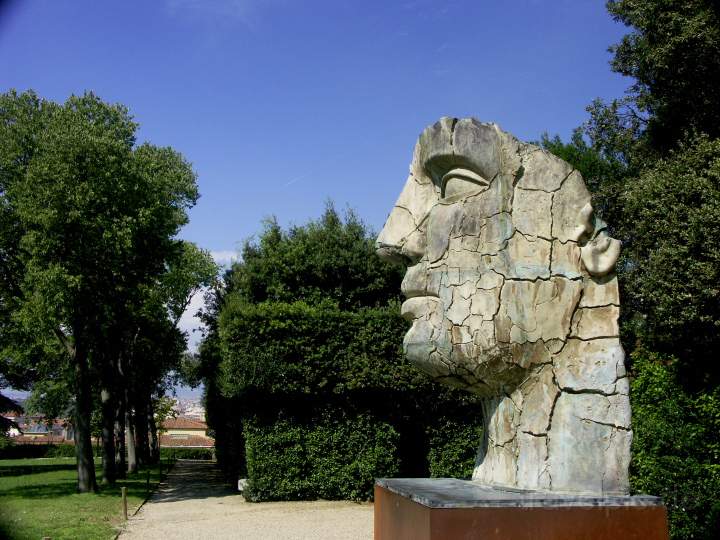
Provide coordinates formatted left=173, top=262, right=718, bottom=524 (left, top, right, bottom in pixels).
left=518, top=365, right=556, bottom=433
left=510, top=340, right=551, bottom=370
left=376, top=172, right=438, bottom=265
left=579, top=275, right=620, bottom=307
left=501, top=234, right=551, bottom=280
left=554, top=338, right=627, bottom=395
left=550, top=240, right=582, bottom=279
left=512, top=188, right=553, bottom=238
left=497, top=278, right=581, bottom=343
left=516, top=432, right=551, bottom=490
left=552, top=171, right=591, bottom=242
left=470, top=287, right=501, bottom=320
left=477, top=213, right=514, bottom=255
left=452, top=119, right=502, bottom=181
left=427, top=203, right=462, bottom=262
left=518, top=148, right=573, bottom=192
left=547, top=392, right=631, bottom=495
left=377, top=118, right=631, bottom=496
left=581, top=232, right=621, bottom=276
left=570, top=305, right=620, bottom=339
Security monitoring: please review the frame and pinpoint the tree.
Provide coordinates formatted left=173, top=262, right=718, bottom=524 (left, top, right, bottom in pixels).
left=621, top=136, right=720, bottom=387
left=606, top=0, right=720, bottom=151
left=0, top=90, right=200, bottom=491
left=229, top=203, right=404, bottom=310
left=541, top=4, right=720, bottom=535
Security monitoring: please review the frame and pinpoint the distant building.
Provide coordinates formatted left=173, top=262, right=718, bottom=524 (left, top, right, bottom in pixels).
left=160, top=417, right=213, bottom=449
left=1, top=413, right=74, bottom=444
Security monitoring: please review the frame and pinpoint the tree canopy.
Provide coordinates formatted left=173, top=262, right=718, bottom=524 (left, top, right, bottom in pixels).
left=0, top=89, right=215, bottom=491
left=541, top=3, right=720, bottom=536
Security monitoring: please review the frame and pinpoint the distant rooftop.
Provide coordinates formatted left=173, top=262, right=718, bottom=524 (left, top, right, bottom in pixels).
left=159, top=434, right=214, bottom=448
left=161, top=417, right=207, bottom=430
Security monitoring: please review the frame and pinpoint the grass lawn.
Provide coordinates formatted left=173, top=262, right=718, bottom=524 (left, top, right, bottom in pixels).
left=0, top=457, right=172, bottom=540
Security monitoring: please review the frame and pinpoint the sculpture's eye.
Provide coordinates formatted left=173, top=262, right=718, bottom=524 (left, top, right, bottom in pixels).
left=441, top=168, right=489, bottom=199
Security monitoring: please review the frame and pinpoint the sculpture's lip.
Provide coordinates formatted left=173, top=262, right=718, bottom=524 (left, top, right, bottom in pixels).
left=402, top=291, right=439, bottom=300
left=401, top=296, right=440, bottom=321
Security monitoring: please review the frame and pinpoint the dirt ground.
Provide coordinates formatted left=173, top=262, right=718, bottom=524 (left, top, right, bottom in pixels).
left=118, top=460, right=373, bottom=540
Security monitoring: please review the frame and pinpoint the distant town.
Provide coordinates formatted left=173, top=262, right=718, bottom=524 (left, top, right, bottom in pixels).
left=1, top=397, right=213, bottom=450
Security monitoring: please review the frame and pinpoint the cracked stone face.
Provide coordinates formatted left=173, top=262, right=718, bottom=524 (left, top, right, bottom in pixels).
left=377, top=117, right=631, bottom=495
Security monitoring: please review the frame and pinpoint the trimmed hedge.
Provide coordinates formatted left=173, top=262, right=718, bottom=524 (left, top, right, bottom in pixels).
left=205, top=299, right=483, bottom=500
left=427, top=419, right=483, bottom=479
left=244, top=411, right=399, bottom=501
left=0, top=443, right=100, bottom=460
left=159, top=447, right=214, bottom=460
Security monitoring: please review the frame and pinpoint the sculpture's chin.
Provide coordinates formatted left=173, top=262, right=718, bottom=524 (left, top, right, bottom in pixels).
left=403, top=320, right=451, bottom=378
left=403, top=318, right=523, bottom=396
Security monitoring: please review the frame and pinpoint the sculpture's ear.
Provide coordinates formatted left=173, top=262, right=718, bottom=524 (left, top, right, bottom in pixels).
left=376, top=169, right=437, bottom=266
left=572, top=203, right=622, bottom=277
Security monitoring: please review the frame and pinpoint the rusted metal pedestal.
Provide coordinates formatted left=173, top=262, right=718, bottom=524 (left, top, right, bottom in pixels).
left=375, top=478, right=669, bottom=540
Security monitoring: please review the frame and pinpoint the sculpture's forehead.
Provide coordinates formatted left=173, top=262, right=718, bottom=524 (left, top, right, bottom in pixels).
left=416, top=117, right=503, bottom=185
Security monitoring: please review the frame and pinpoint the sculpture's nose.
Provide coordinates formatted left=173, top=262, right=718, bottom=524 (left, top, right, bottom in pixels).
left=376, top=237, right=425, bottom=267
left=376, top=173, right=437, bottom=267
left=376, top=217, right=426, bottom=267
left=376, top=241, right=406, bottom=266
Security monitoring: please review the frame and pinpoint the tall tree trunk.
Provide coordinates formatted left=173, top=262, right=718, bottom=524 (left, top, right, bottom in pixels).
left=148, top=402, right=160, bottom=464
left=115, top=395, right=126, bottom=478
left=134, top=396, right=150, bottom=466
left=126, top=389, right=138, bottom=474
left=100, top=386, right=116, bottom=485
left=74, top=345, right=98, bottom=493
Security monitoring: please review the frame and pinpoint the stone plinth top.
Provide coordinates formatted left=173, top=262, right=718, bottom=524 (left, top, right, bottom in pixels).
left=375, top=478, right=663, bottom=509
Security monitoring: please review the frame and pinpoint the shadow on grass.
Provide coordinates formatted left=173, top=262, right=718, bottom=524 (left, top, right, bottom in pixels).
left=0, top=462, right=167, bottom=499
left=0, top=459, right=235, bottom=504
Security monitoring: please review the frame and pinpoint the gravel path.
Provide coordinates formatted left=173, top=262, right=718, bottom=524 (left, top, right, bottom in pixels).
left=118, top=460, right=373, bottom=540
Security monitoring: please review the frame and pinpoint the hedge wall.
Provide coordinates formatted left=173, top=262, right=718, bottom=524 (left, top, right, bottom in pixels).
left=244, top=411, right=399, bottom=501
left=204, top=299, right=483, bottom=500
left=0, top=443, right=100, bottom=460
left=159, top=448, right=214, bottom=460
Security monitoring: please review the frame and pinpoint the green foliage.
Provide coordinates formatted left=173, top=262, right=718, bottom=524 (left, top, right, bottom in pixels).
left=228, top=204, right=404, bottom=310
left=621, top=136, right=720, bottom=383
left=153, top=396, right=177, bottom=435
left=0, top=457, right=168, bottom=539
left=427, top=419, right=482, bottom=479
left=540, top=5, right=720, bottom=538
left=1, top=88, right=207, bottom=488
left=0, top=444, right=100, bottom=460
left=202, top=208, right=483, bottom=500
left=155, top=241, right=218, bottom=328
left=218, top=300, right=417, bottom=400
left=158, top=448, right=213, bottom=460
left=630, top=350, right=720, bottom=539
left=244, top=411, right=399, bottom=501
left=607, top=0, right=720, bottom=150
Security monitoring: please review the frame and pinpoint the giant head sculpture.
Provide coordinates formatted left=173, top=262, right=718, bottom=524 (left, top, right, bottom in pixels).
left=377, top=118, right=631, bottom=495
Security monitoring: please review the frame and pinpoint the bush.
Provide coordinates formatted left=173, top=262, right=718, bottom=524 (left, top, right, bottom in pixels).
left=0, top=443, right=100, bottom=459
left=243, top=410, right=399, bottom=501
left=201, top=209, right=484, bottom=500
left=159, top=447, right=214, bottom=460
left=630, top=350, right=720, bottom=539
left=427, top=419, right=483, bottom=479
left=207, top=299, right=483, bottom=499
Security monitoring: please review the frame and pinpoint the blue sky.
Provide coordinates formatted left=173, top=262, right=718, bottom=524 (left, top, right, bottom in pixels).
left=1, top=0, right=630, bottom=397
